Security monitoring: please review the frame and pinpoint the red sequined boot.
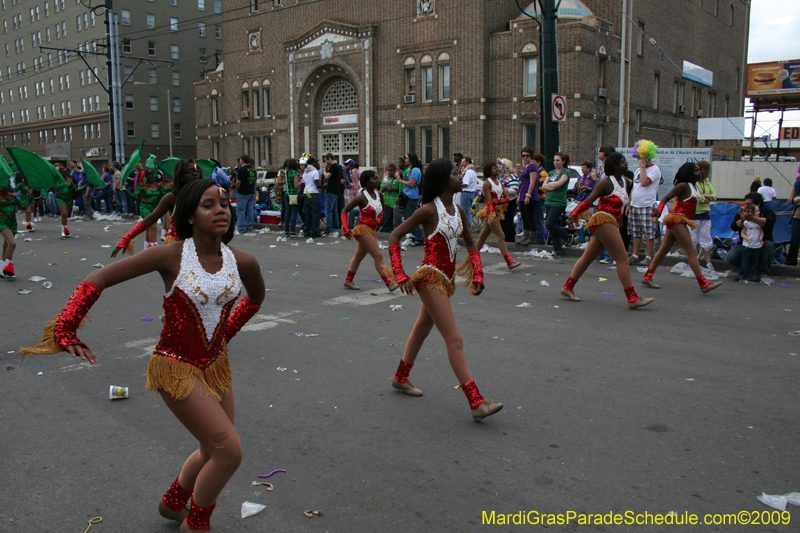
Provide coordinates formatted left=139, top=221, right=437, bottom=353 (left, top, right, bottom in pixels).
left=560, top=276, right=581, bottom=301
left=624, top=286, right=654, bottom=309
left=159, top=476, right=191, bottom=522
left=697, top=274, right=722, bottom=293
left=181, top=497, right=215, bottom=532
left=462, top=380, right=503, bottom=421
left=642, top=267, right=660, bottom=288
left=504, top=254, right=521, bottom=270
left=343, top=270, right=359, bottom=290
left=392, top=359, right=422, bottom=396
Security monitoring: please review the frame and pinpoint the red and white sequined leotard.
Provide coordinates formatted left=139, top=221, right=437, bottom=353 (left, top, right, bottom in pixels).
left=356, top=189, right=382, bottom=231
left=409, top=197, right=463, bottom=295
left=663, top=183, right=701, bottom=229
left=146, top=238, right=241, bottom=400
left=586, top=175, right=628, bottom=232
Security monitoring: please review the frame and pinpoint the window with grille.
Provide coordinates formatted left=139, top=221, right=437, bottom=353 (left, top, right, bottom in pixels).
left=321, top=81, right=358, bottom=113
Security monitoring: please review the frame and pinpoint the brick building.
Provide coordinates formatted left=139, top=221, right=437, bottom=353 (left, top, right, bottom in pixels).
left=195, top=0, right=749, bottom=171
left=0, top=0, right=222, bottom=168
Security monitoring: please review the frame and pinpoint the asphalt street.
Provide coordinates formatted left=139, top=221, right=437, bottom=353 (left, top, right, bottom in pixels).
left=1, top=216, right=799, bottom=532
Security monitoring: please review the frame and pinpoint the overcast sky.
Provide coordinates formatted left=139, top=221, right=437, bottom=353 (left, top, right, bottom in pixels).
left=747, top=0, right=800, bottom=138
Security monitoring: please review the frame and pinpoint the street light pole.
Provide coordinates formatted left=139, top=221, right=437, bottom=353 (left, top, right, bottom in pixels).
left=134, top=82, right=173, bottom=157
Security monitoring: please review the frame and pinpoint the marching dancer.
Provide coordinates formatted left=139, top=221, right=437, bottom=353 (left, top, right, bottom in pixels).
left=641, top=162, right=722, bottom=293
left=561, top=152, right=654, bottom=309
left=1, top=180, right=24, bottom=278
left=125, top=164, right=164, bottom=249
left=111, top=159, right=200, bottom=257
left=388, top=158, right=503, bottom=421
left=474, top=161, right=521, bottom=270
left=22, top=178, right=265, bottom=532
left=14, top=174, right=36, bottom=231
left=340, top=170, right=398, bottom=292
left=55, top=166, right=85, bottom=238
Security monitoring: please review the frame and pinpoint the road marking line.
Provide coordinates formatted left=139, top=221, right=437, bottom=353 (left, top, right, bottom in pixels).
left=322, top=291, right=401, bottom=306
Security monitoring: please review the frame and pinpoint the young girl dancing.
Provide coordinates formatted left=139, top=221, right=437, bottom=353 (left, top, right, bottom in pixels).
left=388, top=158, right=503, bottom=421
left=125, top=165, right=165, bottom=249
left=55, top=166, right=85, bottom=238
left=14, top=175, right=36, bottom=231
left=641, top=162, right=722, bottom=293
left=340, top=169, right=398, bottom=292
left=112, top=159, right=200, bottom=257
left=561, top=152, right=654, bottom=309
left=474, top=161, right=521, bottom=270
left=1, top=180, right=24, bottom=278
left=22, top=178, right=265, bottom=532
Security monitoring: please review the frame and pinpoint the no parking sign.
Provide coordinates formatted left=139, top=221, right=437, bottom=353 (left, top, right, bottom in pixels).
left=551, top=94, right=566, bottom=122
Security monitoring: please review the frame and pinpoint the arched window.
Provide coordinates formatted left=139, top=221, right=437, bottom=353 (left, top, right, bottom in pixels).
left=321, top=80, right=358, bottom=113
left=241, top=82, right=250, bottom=116
left=404, top=56, right=416, bottom=97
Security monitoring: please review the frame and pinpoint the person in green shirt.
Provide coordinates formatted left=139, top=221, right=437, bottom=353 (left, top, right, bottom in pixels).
left=1, top=182, right=25, bottom=277
left=283, top=158, right=301, bottom=236
left=691, top=159, right=718, bottom=268
left=542, top=152, right=572, bottom=257
left=380, top=163, right=400, bottom=232
left=14, top=176, right=35, bottom=231
left=55, top=166, right=86, bottom=238
left=125, top=166, right=164, bottom=247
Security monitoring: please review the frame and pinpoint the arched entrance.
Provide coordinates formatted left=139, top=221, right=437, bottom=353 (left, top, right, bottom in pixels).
left=318, top=80, right=359, bottom=164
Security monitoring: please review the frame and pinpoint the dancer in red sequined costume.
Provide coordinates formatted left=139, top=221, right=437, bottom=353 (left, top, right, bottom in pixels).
left=562, top=152, right=654, bottom=309
left=22, top=179, right=265, bottom=532
left=475, top=161, right=521, bottom=270
left=641, top=162, right=722, bottom=293
left=388, top=158, right=503, bottom=421
left=111, top=159, right=201, bottom=258
left=340, top=170, right=398, bottom=292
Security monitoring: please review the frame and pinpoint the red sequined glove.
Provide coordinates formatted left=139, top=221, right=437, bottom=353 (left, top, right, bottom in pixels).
left=496, top=196, right=510, bottom=205
left=340, top=212, right=350, bottom=235
left=117, top=221, right=147, bottom=250
left=377, top=211, right=385, bottom=226
left=224, top=297, right=261, bottom=343
left=389, top=244, right=409, bottom=284
left=55, top=282, right=102, bottom=350
left=655, top=202, right=666, bottom=215
left=469, top=250, right=484, bottom=292
left=571, top=200, right=591, bottom=219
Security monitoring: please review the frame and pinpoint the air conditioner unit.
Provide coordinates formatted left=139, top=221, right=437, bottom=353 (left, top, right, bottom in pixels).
left=597, top=87, right=607, bottom=98
left=678, top=104, right=687, bottom=114
left=240, top=110, right=250, bottom=119
left=695, top=109, right=704, bottom=118
left=403, top=94, right=415, bottom=104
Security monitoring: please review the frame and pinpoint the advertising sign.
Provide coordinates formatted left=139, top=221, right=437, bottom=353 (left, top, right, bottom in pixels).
left=780, top=127, right=800, bottom=140
left=746, top=60, right=800, bottom=98
left=682, top=60, right=713, bottom=87
left=322, top=114, right=358, bottom=126
left=697, top=117, right=746, bottom=140
left=614, top=147, right=713, bottom=200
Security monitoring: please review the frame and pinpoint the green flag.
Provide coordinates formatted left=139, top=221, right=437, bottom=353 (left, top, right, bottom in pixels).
left=0, top=156, right=13, bottom=189
left=195, top=158, right=216, bottom=180
left=120, top=140, right=145, bottom=182
left=6, top=147, right=62, bottom=189
left=145, top=154, right=157, bottom=171
left=81, top=159, right=108, bottom=189
left=157, top=157, right=180, bottom=179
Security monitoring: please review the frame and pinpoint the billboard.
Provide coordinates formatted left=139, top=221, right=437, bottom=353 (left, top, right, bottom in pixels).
left=697, top=117, right=746, bottom=140
left=746, top=60, right=800, bottom=98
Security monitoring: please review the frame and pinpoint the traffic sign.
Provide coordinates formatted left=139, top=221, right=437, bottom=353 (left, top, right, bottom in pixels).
left=551, top=94, right=567, bottom=122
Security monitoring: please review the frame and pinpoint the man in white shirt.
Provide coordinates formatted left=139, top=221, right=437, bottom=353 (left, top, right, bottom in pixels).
left=301, top=156, right=322, bottom=238
left=459, top=156, right=478, bottom=230
left=628, top=156, right=662, bottom=265
left=757, top=178, right=777, bottom=202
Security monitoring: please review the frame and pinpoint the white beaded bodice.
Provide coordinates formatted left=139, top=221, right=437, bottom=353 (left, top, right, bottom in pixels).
left=489, top=177, right=504, bottom=199
left=609, top=175, right=629, bottom=210
left=365, top=188, right=382, bottom=217
left=167, top=238, right=241, bottom=342
left=428, top=197, right=463, bottom=262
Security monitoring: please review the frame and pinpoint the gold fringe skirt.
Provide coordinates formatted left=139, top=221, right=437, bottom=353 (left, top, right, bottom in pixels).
left=410, top=267, right=456, bottom=296
left=163, top=234, right=179, bottom=245
left=146, top=351, right=232, bottom=401
left=475, top=203, right=508, bottom=223
left=586, top=212, right=620, bottom=233
left=662, top=213, right=697, bottom=230
left=350, top=224, right=377, bottom=239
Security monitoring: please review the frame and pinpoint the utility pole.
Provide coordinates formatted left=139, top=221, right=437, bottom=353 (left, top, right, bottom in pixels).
left=617, top=0, right=628, bottom=147
left=104, top=0, right=116, bottom=164
left=539, top=0, right=560, bottom=172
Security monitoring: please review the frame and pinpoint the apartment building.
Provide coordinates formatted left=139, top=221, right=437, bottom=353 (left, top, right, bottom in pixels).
left=0, top=0, right=222, bottom=168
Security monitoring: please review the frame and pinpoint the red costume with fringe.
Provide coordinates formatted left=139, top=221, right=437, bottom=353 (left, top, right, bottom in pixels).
left=659, top=183, right=700, bottom=230
left=390, top=197, right=483, bottom=296
left=344, top=189, right=383, bottom=239
left=572, top=175, right=628, bottom=233
left=475, top=178, right=509, bottom=224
